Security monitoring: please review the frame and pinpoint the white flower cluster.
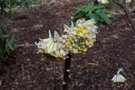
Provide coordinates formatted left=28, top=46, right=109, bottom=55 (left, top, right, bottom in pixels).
left=97, top=0, right=108, bottom=4
left=35, top=18, right=98, bottom=61
left=98, top=0, right=132, bottom=4
left=35, top=31, right=69, bottom=61
left=125, top=0, right=132, bottom=3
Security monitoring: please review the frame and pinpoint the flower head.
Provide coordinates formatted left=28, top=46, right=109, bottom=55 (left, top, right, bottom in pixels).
left=111, top=68, right=126, bottom=83
left=126, top=0, right=132, bottom=3
left=97, top=0, right=108, bottom=4
left=64, top=19, right=98, bottom=54
left=35, top=30, right=69, bottom=61
left=97, top=0, right=132, bottom=4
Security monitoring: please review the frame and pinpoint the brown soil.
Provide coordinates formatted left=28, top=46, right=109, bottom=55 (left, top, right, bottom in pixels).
left=0, top=1, right=135, bottom=90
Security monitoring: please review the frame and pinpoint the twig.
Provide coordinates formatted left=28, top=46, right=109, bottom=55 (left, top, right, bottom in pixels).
left=122, top=5, right=135, bottom=31
left=21, top=64, right=25, bottom=79
left=0, top=79, right=2, bottom=86
left=17, top=44, right=35, bottom=48
left=112, top=0, right=135, bottom=31
left=88, top=62, right=99, bottom=66
left=17, top=42, right=35, bottom=48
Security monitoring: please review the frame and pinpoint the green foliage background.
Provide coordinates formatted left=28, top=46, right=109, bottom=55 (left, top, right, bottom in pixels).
left=73, top=1, right=116, bottom=25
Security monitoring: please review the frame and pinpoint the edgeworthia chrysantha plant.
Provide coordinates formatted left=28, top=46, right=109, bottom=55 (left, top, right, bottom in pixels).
left=35, top=18, right=98, bottom=90
left=35, top=18, right=98, bottom=60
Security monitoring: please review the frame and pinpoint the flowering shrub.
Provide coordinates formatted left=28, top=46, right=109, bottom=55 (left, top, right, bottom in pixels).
left=35, top=18, right=98, bottom=61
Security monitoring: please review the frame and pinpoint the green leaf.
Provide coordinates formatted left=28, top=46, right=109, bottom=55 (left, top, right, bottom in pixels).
left=94, top=4, right=104, bottom=10
left=33, top=0, right=41, bottom=5
left=10, top=35, right=16, bottom=49
left=87, top=13, right=100, bottom=24
left=102, top=9, right=110, bottom=13
left=75, top=6, right=83, bottom=14
left=0, top=29, right=4, bottom=39
left=88, top=2, right=94, bottom=10
left=83, top=7, right=90, bottom=13
left=6, top=39, right=14, bottom=51
left=95, top=10, right=111, bottom=24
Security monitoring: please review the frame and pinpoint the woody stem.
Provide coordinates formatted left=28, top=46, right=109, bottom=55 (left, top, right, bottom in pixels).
left=63, top=53, right=71, bottom=90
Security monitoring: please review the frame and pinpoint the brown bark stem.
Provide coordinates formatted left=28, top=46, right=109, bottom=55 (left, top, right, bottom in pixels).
left=63, top=53, right=71, bottom=90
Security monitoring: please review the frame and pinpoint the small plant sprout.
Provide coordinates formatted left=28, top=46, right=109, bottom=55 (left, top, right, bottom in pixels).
left=70, top=16, right=74, bottom=28
left=112, top=68, right=126, bottom=83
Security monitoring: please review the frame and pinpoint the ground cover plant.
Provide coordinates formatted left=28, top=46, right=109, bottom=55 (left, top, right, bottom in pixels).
left=73, top=1, right=115, bottom=25
left=0, top=0, right=17, bottom=60
left=0, top=0, right=135, bottom=90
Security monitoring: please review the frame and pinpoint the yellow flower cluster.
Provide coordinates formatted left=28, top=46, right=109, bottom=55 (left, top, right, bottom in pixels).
left=35, top=18, right=98, bottom=61
left=64, top=19, right=98, bottom=54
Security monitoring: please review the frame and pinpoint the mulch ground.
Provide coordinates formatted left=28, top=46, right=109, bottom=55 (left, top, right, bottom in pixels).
left=0, top=1, right=135, bottom=90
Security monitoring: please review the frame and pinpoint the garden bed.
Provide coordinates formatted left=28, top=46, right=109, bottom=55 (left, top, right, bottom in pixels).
left=0, top=0, right=135, bottom=90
